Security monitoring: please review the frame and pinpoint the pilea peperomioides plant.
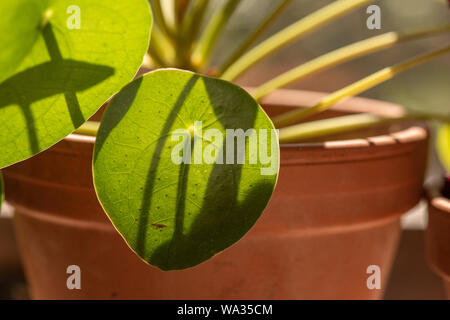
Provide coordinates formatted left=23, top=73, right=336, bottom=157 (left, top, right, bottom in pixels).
left=0, top=0, right=449, bottom=271
left=0, top=0, right=152, bottom=167
left=93, top=70, right=279, bottom=270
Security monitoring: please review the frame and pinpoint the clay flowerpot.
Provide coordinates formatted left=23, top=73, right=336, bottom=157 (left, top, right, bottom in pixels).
left=0, top=210, right=22, bottom=276
left=3, top=89, right=428, bottom=300
left=426, top=189, right=450, bottom=299
left=0, top=203, right=25, bottom=299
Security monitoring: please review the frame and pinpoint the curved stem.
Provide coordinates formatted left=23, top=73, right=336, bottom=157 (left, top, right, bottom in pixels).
left=182, top=0, right=209, bottom=41
left=178, top=0, right=209, bottom=65
left=278, top=113, right=391, bottom=144
left=148, top=25, right=176, bottom=67
left=73, top=114, right=392, bottom=142
left=40, top=8, right=54, bottom=29
left=150, top=0, right=175, bottom=41
left=174, top=0, right=191, bottom=26
left=191, top=0, right=241, bottom=70
left=142, top=53, right=156, bottom=69
left=217, top=0, right=294, bottom=76
left=274, top=45, right=450, bottom=128
left=74, top=107, right=449, bottom=144
left=74, top=121, right=100, bottom=137
left=220, top=0, right=372, bottom=81
left=253, top=24, right=450, bottom=101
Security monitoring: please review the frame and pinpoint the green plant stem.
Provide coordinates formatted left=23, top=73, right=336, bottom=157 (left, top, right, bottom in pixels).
left=217, top=0, right=294, bottom=75
left=173, top=0, right=187, bottom=35
left=192, top=0, right=241, bottom=70
left=142, top=53, right=155, bottom=69
left=174, top=0, right=180, bottom=22
left=220, top=0, right=373, bottom=81
left=274, top=45, right=450, bottom=128
left=148, top=25, right=176, bottom=67
left=177, top=0, right=209, bottom=67
left=74, top=121, right=100, bottom=137
left=150, top=0, right=174, bottom=41
left=40, top=8, right=54, bottom=29
left=180, top=0, right=209, bottom=45
left=74, top=110, right=448, bottom=144
left=175, top=0, right=190, bottom=26
left=278, top=113, right=391, bottom=144
left=253, top=25, right=450, bottom=101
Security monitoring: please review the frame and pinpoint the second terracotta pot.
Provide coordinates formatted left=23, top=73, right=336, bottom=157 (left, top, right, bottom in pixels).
left=426, top=191, right=450, bottom=299
left=3, top=90, right=428, bottom=299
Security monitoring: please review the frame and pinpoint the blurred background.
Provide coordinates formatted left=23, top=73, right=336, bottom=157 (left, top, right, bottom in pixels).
left=206, top=0, right=450, bottom=120
left=210, top=0, right=450, bottom=299
left=1, top=0, right=449, bottom=299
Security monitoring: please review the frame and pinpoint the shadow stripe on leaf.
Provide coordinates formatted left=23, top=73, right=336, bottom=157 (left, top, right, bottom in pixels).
left=94, top=69, right=279, bottom=270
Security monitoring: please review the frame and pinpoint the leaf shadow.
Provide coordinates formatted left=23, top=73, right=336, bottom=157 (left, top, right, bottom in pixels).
left=93, top=77, right=142, bottom=162
left=148, top=77, right=274, bottom=271
left=0, top=24, right=114, bottom=154
left=136, top=75, right=200, bottom=257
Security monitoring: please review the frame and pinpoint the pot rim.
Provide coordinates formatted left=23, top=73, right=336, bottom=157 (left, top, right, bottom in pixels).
left=430, top=196, right=450, bottom=213
left=426, top=185, right=450, bottom=213
left=66, top=88, right=427, bottom=150
left=426, top=189, right=450, bottom=281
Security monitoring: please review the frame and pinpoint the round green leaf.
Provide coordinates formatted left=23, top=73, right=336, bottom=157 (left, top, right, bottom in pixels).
left=0, top=0, right=152, bottom=168
left=0, top=0, right=52, bottom=84
left=437, top=124, right=450, bottom=172
left=94, top=69, right=279, bottom=270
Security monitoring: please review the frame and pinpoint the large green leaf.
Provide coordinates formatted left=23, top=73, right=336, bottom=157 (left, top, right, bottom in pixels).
left=94, top=69, right=279, bottom=270
left=437, top=124, right=450, bottom=172
left=0, top=0, right=152, bottom=168
left=0, top=0, right=51, bottom=84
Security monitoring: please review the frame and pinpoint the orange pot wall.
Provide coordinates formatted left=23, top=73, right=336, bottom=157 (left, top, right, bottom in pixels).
left=3, top=91, right=428, bottom=300
left=426, top=196, right=450, bottom=299
left=0, top=216, right=22, bottom=278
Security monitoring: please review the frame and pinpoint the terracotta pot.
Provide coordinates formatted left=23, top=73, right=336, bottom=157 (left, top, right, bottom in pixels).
left=3, top=89, right=428, bottom=300
left=426, top=190, right=450, bottom=299
left=0, top=205, right=25, bottom=299
left=0, top=213, right=22, bottom=276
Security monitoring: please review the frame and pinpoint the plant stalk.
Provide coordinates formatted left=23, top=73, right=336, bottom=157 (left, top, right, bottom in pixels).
left=274, top=45, right=450, bottom=128
left=148, top=25, right=176, bottom=67
left=174, top=0, right=190, bottom=25
left=191, top=0, right=241, bottom=70
left=217, top=0, right=294, bottom=75
left=74, top=121, right=100, bottom=137
left=278, top=113, right=391, bottom=144
left=175, top=0, right=210, bottom=69
left=220, top=0, right=373, bottom=81
left=179, top=0, right=209, bottom=51
left=150, top=0, right=175, bottom=41
left=253, top=24, right=450, bottom=100
left=75, top=107, right=448, bottom=145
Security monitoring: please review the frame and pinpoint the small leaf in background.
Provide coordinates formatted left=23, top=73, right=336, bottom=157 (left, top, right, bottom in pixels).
left=0, top=0, right=152, bottom=168
left=437, top=123, right=450, bottom=172
left=94, top=69, right=279, bottom=270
